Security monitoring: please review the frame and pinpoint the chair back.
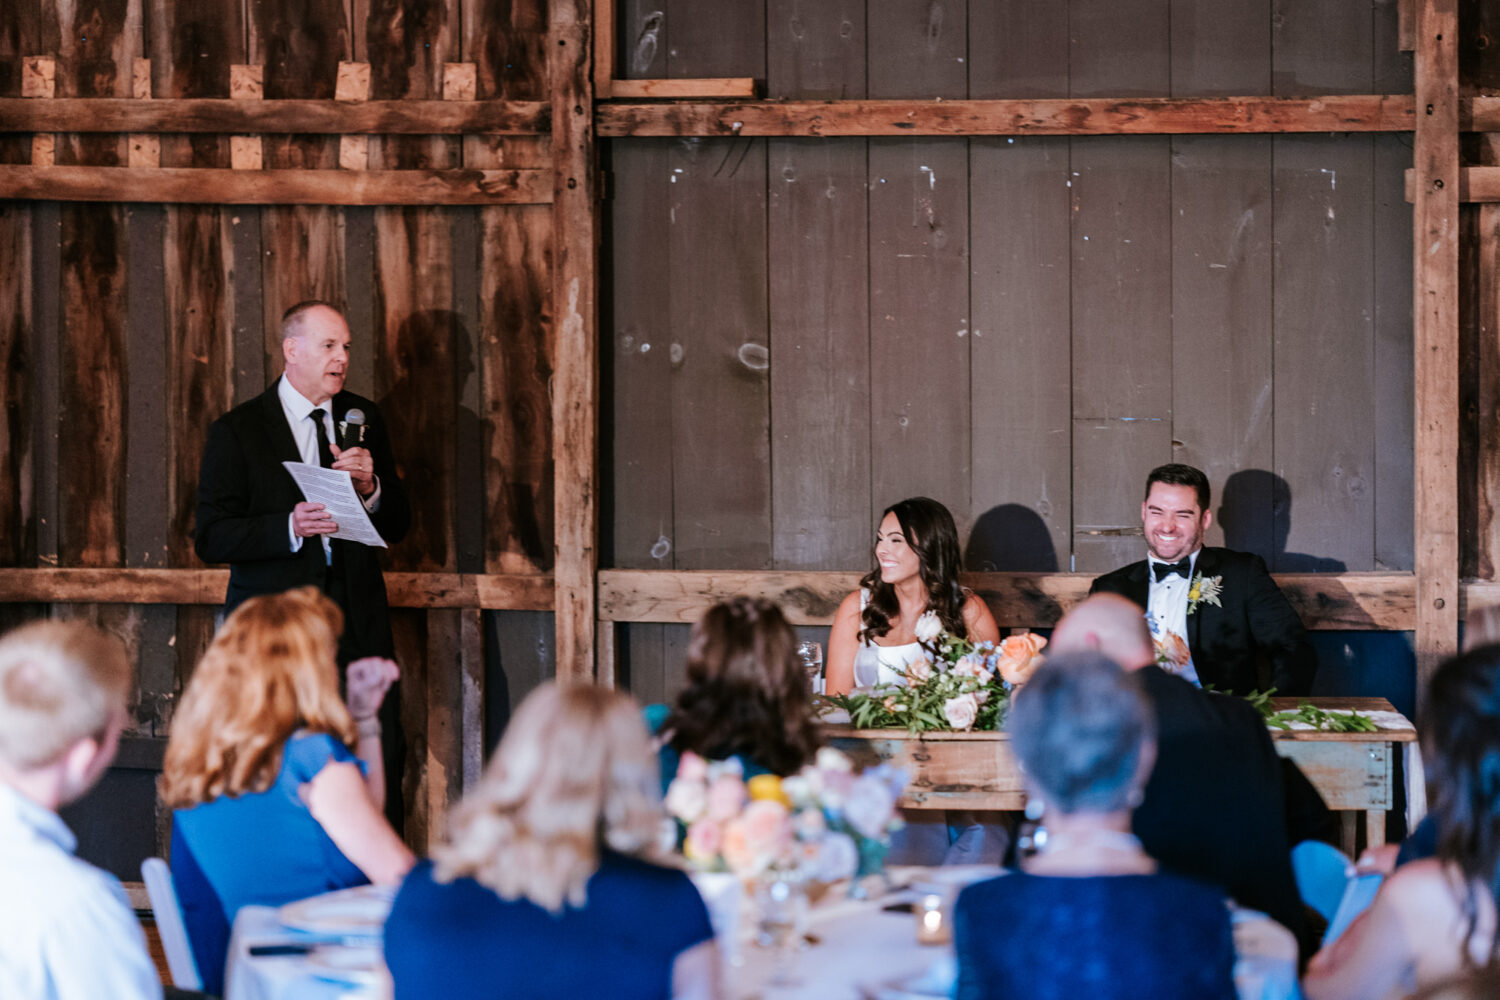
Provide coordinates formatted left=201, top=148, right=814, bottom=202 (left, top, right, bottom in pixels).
left=1291, top=839, right=1352, bottom=924
left=142, top=857, right=203, bottom=989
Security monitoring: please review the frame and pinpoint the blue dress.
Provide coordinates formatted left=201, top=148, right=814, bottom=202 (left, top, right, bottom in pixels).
left=384, top=852, right=714, bottom=1000
left=955, top=870, right=1237, bottom=1000
left=172, top=731, right=370, bottom=993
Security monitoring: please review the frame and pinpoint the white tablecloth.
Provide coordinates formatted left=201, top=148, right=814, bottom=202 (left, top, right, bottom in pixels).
left=223, top=905, right=390, bottom=1000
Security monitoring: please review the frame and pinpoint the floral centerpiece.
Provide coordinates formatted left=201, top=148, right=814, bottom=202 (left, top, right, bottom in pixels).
left=664, top=747, right=907, bottom=884
left=821, top=621, right=1047, bottom=734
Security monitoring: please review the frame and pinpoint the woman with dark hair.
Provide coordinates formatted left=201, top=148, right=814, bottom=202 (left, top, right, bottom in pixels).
left=826, top=497, right=999, bottom=695
left=653, top=597, right=822, bottom=784
left=1305, top=643, right=1500, bottom=999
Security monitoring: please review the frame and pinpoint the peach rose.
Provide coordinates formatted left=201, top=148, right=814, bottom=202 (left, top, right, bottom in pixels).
left=905, top=656, right=934, bottom=684
left=684, top=819, right=723, bottom=864
left=996, top=632, right=1047, bottom=687
left=1155, top=631, right=1191, bottom=673
left=706, top=774, right=747, bottom=822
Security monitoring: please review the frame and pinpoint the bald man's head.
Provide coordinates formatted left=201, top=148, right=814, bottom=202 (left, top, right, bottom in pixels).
left=1050, top=594, right=1156, bottom=671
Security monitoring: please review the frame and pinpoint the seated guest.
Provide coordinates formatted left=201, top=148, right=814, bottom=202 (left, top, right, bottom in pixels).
left=385, top=683, right=719, bottom=1000
left=825, top=496, right=999, bottom=695
left=160, top=587, right=413, bottom=993
left=651, top=596, right=822, bottom=788
left=0, top=621, right=163, bottom=1000
left=1304, top=643, right=1500, bottom=999
left=1050, top=594, right=1310, bottom=956
left=1090, top=463, right=1316, bottom=696
left=956, top=651, right=1238, bottom=1000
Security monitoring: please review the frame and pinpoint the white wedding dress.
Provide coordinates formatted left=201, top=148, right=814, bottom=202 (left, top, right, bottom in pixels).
left=855, top=588, right=927, bottom=687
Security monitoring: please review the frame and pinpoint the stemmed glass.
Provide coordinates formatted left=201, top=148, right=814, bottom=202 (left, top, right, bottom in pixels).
left=796, top=640, right=823, bottom=694
left=852, top=646, right=882, bottom=689
left=754, top=866, right=807, bottom=986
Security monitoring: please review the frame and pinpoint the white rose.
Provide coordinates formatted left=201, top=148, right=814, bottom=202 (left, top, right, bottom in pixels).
left=913, top=612, right=942, bottom=642
left=816, top=747, right=854, bottom=773
left=943, top=692, right=979, bottom=731
left=664, top=776, right=707, bottom=823
left=845, top=776, right=898, bottom=840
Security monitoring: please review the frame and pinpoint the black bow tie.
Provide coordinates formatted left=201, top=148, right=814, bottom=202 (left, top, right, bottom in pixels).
left=1153, top=558, right=1192, bottom=582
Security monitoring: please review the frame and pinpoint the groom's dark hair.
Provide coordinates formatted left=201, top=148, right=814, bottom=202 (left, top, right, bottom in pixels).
left=1144, top=464, right=1210, bottom=510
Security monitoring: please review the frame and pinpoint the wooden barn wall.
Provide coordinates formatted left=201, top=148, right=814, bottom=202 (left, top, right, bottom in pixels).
left=0, top=0, right=555, bottom=873
left=603, top=0, right=1418, bottom=705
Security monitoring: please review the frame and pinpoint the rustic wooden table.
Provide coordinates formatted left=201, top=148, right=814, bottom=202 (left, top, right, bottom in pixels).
left=825, top=697, right=1416, bottom=856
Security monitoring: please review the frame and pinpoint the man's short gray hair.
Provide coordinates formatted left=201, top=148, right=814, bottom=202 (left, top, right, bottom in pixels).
left=1007, top=650, right=1156, bottom=814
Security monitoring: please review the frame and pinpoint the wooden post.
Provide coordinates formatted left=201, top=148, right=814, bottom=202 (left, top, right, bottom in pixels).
left=550, top=0, right=598, bottom=683
left=1413, top=0, right=1460, bottom=706
left=22, top=56, right=53, bottom=167
left=229, top=65, right=263, bottom=170
left=335, top=61, right=371, bottom=170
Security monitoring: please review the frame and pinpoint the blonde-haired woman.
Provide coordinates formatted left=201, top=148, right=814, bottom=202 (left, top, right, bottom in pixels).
left=161, top=587, right=413, bottom=994
left=384, top=682, right=720, bottom=1000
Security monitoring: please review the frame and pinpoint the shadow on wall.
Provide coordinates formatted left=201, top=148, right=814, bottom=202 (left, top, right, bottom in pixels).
left=1220, top=469, right=1347, bottom=573
left=964, top=504, right=1059, bottom=573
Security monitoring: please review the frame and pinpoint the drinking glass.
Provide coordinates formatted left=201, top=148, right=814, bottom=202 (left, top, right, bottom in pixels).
left=796, top=640, right=823, bottom=693
left=853, top=646, right=882, bottom=689
left=754, top=867, right=807, bottom=986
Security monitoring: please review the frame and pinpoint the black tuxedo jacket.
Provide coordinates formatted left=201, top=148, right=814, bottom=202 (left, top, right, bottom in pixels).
left=1133, top=666, right=1310, bottom=957
left=1090, top=546, right=1317, bottom=696
left=195, top=378, right=411, bottom=658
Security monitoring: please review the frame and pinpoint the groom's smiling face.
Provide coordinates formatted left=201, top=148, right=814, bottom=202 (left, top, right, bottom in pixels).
left=1141, top=482, right=1211, bottom=564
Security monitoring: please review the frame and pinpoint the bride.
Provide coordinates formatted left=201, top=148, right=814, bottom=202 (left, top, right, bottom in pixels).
left=826, top=497, right=1000, bottom=696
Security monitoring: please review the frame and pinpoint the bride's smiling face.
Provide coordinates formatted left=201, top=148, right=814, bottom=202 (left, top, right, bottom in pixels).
left=874, top=512, right=922, bottom=586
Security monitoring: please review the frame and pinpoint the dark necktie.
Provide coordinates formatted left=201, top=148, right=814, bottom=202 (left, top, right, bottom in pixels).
left=1153, top=557, right=1192, bottom=582
left=310, top=408, right=334, bottom=468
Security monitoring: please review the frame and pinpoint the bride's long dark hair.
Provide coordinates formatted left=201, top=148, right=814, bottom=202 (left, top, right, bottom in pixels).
left=858, top=497, right=968, bottom=643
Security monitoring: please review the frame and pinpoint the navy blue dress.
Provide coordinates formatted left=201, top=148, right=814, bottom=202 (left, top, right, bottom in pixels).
left=955, top=870, right=1237, bottom=1000
left=384, top=852, right=714, bottom=1000
left=172, top=732, right=370, bottom=993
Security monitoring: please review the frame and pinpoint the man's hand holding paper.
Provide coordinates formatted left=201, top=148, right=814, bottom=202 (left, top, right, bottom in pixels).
left=282, top=461, right=389, bottom=548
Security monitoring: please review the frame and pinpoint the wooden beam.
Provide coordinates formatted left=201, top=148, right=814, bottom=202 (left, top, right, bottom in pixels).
left=551, top=0, right=600, bottom=683
left=1467, top=96, right=1500, bottom=131
left=1403, top=166, right=1500, bottom=202
left=607, top=78, right=757, bottom=99
left=1412, top=0, right=1462, bottom=704
left=0, top=165, right=553, bottom=205
left=596, top=569, right=1420, bottom=630
left=0, top=98, right=551, bottom=134
left=592, top=0, right=614, bottom=99
left=596, top=95, right=1418, bottom=137
left=0, top=568, right=554, bottom=609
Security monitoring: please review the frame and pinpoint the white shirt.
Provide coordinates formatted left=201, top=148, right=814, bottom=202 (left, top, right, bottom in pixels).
left=277, top=376, right=380, bottom=557
left=0, top=784, right=163, bottom=1000
left=1146, top=548, right=1202, bottom=686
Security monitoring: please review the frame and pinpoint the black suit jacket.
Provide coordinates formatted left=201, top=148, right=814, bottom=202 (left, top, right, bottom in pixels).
left=195, top=378, right=411, bottom=658
left=1090, top=546, right=1317, bottom=696
left=1133, top=666, right=1310, bottom=957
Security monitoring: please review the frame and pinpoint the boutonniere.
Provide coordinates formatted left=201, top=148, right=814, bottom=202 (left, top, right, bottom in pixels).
left=1187, top=573, right=1223, bottom=615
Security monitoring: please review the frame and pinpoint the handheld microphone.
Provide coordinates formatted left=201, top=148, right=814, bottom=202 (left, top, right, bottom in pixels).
left=340, top=408, right=367, bottom=448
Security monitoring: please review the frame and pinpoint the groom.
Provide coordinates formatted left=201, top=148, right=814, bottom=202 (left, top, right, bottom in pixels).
left=1090, top=463, right=1316, bottom=696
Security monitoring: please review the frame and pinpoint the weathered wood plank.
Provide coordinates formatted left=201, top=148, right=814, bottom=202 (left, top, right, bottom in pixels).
left=0, top=165, right=554, bottom=204
left=1272, top=134, right=1376, bottom=573
left=666, top=137, right=772, bottom=569
left=0, top=568, right=555, bottom=608
left=967, top=0, right=1066, bottom=98
left=1170, top=136, right=1274, bottom=558
left=764, top=0, right=865, bottom=100
left=665, top=0, right=763, bottom=79
left=1272, top=0, right=1373, bottom=96
left=968, top=136, right=1070, bottom=572
left=1069, top=136, right=1173, bottom=573
left=595, top=96, right=1420, bottom=137
left=1070, top=0, right=1169, bottom=97
left=596, top=569, right=1420, bottom=630
left=867, top=137, right=969, bottom=522
left=866, top=0, right=965, bottom=99
left=551, top=0, right=599, bottom=680
left=0, top=98, right=551, bottom=133
left=53, top=0, right=139, bottom=571
left=1170, top=0, right=1269, bottom=96
left=1373, top=134, right=1414, bottom=572
left=620, top=0, right=667, bottom=79
left=768, top=137, right=870, bottom=570
left=123, top=203, right=168, bottom=569
left=609, top=77, right=754, bottom=98
left=0, top=0, right=35, bottom=564
left=1413, top=0, right=1461, bottom=698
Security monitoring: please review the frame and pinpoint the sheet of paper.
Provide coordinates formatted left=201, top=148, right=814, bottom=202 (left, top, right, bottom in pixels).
left=281, top=461, right=388, bottom=548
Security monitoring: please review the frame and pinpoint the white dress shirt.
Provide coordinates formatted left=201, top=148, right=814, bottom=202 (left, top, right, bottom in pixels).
left=0, top=783, right=163, bottom=1000
left=277, top=376, right=380, bottom=557
left=1146, top=548, right=1202, bottom=686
